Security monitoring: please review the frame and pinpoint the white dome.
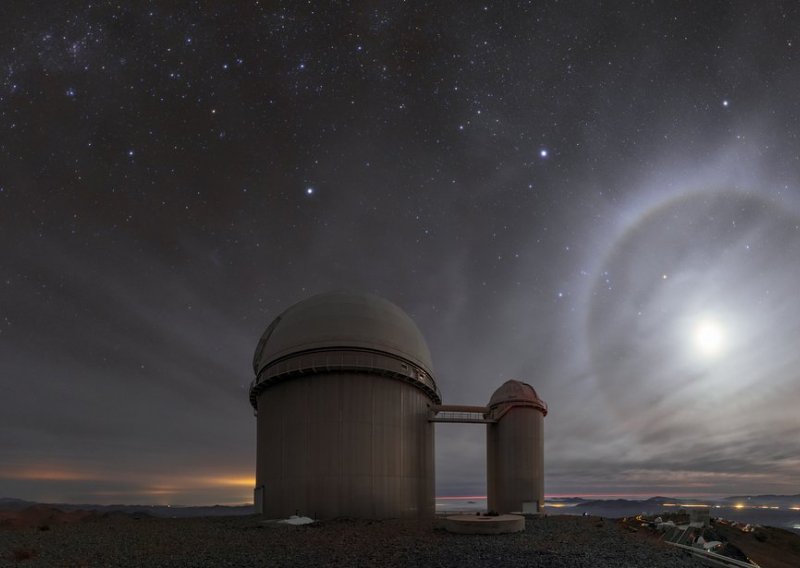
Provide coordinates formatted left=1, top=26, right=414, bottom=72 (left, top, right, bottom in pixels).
left=253, top=291, right=434, bottom=376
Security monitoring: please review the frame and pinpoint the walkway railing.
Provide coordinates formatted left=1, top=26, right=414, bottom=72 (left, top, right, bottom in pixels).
left=665, top=541, right=760, bottom=568
left=250, top=348, right=443, bottom=412
left=428, top=405, right=495, bottom=423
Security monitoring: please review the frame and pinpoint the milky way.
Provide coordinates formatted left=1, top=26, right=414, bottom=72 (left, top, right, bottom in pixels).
left=2, top=3, right=800, bottom=504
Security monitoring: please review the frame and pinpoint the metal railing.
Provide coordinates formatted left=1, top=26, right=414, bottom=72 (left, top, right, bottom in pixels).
left=666, top=542, right=760, bottom=568
left=428, top=405, right=494, bottom=423
left=249, top=348, right=443, bottom=411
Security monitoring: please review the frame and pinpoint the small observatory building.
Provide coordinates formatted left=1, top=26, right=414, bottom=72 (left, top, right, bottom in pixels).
left=486, top=380, right=548, bottom=514
left=249, top=291, right=441, bottom=519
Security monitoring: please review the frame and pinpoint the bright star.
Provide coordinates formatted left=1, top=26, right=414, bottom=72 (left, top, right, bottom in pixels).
left=305, top=187, right=314, bottom=195
left=540, top=149, right=548, bottom=158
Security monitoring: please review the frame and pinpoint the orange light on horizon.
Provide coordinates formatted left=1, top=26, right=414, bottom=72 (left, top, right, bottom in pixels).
left=142, top=487, right=180, bottom=496
left=205, top=476, right=255, bottom=488
left=137, top=475, right=255, bottom=495
left=1, top=466, right=255, bottom=494
left=0, top=468, right=95, bottom=481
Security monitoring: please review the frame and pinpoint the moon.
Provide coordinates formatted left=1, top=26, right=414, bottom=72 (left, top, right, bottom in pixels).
left=693, top=318, right=725, bottom=357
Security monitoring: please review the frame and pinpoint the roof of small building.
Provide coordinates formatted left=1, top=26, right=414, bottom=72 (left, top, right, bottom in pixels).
left=488, top=379, right=547, bottom=415
left=252, top=291, right=435, bottom=376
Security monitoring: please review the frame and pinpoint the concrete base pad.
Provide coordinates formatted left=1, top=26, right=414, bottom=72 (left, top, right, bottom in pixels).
left=444, top=514, right=526, bottom=534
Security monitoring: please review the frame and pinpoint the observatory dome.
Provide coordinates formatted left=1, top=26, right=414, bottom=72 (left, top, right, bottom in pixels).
left=253, top=291, right=434, bottom=377
left=488, top=380, right=548, bottom=415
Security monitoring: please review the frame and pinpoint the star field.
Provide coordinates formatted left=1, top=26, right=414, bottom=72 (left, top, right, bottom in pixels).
left=2, top=2, right=800, bottom=504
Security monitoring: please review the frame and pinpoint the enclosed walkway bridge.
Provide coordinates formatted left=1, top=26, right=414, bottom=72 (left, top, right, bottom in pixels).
left=428, top=405, right=496, bottom=424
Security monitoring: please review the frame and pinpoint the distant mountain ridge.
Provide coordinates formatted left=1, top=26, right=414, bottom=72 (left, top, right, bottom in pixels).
left=546, top=494, right=800, bottom=520
left=722, top=494, right=800, bottom=503
left=0, top=498, right=254, bottom=518
left=556, top=495, right=800, bottom=507
left=3, top=494, right=798, bottom=518
left=547, top=494, right=800, bottom=535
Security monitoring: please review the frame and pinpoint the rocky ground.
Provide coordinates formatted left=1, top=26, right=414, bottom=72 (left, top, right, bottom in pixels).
left=0, top=508, right=701, bottom=568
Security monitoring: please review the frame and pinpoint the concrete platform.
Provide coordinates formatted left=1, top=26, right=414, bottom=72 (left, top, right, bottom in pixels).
left=444, top=514, right=526, bottom=534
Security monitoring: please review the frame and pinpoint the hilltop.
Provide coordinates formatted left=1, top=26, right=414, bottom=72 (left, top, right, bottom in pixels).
left=0, top=498, right=253, bottom=518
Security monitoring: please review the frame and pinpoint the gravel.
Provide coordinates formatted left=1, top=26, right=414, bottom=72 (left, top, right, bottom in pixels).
left=0, top=514, right=700, bottom=567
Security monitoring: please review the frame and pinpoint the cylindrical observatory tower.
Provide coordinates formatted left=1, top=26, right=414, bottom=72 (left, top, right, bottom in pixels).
left=486, top=380, right=547, bottom=514
left=249, top=291, right=441, bottom=519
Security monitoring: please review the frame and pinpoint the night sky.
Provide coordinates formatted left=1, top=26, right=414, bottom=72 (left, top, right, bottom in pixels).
left=2, top=3, right=800, bottom=506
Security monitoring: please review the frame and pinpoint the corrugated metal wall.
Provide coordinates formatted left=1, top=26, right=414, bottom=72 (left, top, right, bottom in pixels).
left=256, top=373, right=435, bottom=519
left=486, top=407, right=544, bottom=513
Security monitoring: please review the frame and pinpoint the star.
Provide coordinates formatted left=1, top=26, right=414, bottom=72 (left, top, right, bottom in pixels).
left=540, top=149, right=548, bottom=158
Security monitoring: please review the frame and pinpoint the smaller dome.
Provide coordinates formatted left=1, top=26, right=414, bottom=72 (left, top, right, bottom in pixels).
left=488, top=380, right=547, bottom=415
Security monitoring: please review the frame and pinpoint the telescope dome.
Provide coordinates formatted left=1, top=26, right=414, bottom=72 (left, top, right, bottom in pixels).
left=488, top=380, right=548, bottom=415
left=252, top=291, right=434, bottom=377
